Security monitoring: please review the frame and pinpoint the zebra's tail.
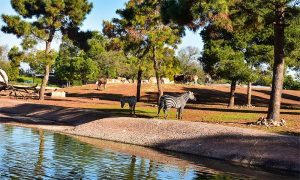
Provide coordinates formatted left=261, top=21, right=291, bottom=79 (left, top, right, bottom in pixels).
left=157, top=96, right=164, bottom=117
left=158, top=96, right=164, bottom=107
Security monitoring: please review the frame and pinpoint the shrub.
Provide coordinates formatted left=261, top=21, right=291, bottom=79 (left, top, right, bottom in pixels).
left=283, top=75, right=300, bottom=90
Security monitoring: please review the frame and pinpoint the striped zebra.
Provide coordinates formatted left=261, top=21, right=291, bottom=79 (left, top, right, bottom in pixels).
left=120, top=96, right=137, bottom=115
left=158, top=91, right=196, bottom=119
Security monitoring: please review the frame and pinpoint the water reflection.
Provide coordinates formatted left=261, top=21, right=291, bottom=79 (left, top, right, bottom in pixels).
left=0, top=124, right=298, bottom=179
left=34, top=130, right=44, bottom=177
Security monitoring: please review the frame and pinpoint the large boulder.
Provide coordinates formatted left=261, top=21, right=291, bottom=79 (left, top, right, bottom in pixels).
left=161, top=77, right=172, bottom=84
left=107, top=79, right=121, bottom=83
left=149, top=77, right=157, bottom=84
left=142, top=80, right=149, bottom=84
left=51, top=91, right=66, bottom=98
left=117, top=77, right=127, bottom=83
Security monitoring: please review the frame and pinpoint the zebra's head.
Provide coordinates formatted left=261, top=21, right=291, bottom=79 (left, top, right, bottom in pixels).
left=188, top=91, right=196, bottom=101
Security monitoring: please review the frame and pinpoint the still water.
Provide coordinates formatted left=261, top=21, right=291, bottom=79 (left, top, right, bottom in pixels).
left=0, top=124, right=298, bottom=179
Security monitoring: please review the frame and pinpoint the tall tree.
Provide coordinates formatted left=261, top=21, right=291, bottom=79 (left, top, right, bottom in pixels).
left=104, top=0, right=182, bottom=103
left=2, top=0, right=92, bottom=100
left=55, top=36, right=99, bottom=86
left=158, top=47, right=181, bottom=80
left=236, top=0, right=300, bottom=121
left=200, top=29, right=252, bottom=107
left=177, top=46, right=203, bottom=78
left=103, top=16, right=150, bottom=102
left=7, top=46, right=24, bottom=81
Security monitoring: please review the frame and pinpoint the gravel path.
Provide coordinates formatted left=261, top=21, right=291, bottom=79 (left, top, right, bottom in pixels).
left=0, top=99, right=299, bottom=172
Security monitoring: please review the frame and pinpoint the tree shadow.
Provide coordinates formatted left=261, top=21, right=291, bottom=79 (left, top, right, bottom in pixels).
left=183, top=87, right=300, bottom=109
left=0, top=103, right=152, bottom=126
left=142, top=88, right=264, bottom=106
left=185, top=106, right=300, bottom=115
left=73, top=134, right=299, bottom=179
left=66, top=92, right=123, bottom=102
left=151, top=134, right=300, bottom=175
left=140, top=88, right=300, bottom=113
left=253, top=89, right=300, bottom=103
left=277, top=131, right=300, bottom=137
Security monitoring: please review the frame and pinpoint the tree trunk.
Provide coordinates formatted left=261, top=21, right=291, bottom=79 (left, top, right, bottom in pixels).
left=267, top=5, right=285, bottom=121
left=247, top=81, right=252, bottom=106
left=39, top=40, right=52, bottom=100
left=136, top=69, right=143, bottom=102
left=39, top=64, right=50, bottom=100
left=228, top=80, right=237, bottom=108
left=152, top=46, right=163, bottom=104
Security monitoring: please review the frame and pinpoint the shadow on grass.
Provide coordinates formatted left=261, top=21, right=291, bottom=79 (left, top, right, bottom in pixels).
left=184, top=105, right=300, bottom=115
left=182, top=87, right=300, bottom=109
left=0, top=103, right=153, bottom=126
left=140, top=89, right=299, bottom=115
left=253, top=89, right=300, bottom=102
left=277, top=131, right=300, bottom=137
left=66, top=92, right=123, bottom=102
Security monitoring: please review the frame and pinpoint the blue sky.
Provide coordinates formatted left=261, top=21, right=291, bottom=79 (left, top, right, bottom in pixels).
left=0, top=0, right=203, bottom=53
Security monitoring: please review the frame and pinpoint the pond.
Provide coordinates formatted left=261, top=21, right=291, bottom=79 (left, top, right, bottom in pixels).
left=0, top=124, right=298, bottom=179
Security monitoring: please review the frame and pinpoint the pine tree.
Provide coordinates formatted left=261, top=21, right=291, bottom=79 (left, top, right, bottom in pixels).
left=104, top=0, right=182, bottom=103
left=2, top=0, right=92, bottom=100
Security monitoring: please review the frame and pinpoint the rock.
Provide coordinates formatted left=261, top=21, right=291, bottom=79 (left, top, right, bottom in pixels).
left=117, top=77, right=127, bottom=83
left=142, top=80, right=149, bottom=84
left=161, top=77, right=171, bottom=84
left=108, top=79, right=121, bottom=83
left=51, top=91, right=66, bottom=98
left=149, top=77, right=157, bottom=84
left=253, top=117, right=287, bottom=127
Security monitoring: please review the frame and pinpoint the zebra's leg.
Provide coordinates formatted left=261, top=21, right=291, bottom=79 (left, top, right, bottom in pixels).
left=129, top=105, right=133, bottom=115
left=133, top=104, right=136, bottom=114
left=176, top=108, right=179, bottom=119
left=157, top=104, right=162, bottom=118
left=180, top=107, right=184, bottom=119
left=163, top=108, right=168, bottom=119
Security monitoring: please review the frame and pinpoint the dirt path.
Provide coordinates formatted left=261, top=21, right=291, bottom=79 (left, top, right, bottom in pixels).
left=0, top=99, right=299, bottom=172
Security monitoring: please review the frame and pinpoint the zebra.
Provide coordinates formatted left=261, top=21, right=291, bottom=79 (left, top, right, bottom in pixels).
left=158, top=91, right=196, bottom=119
left=120, top=96, right=137, bottom=115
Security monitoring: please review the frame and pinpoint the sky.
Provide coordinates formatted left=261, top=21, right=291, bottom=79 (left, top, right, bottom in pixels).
left=0, top=0, right=203, bottom=54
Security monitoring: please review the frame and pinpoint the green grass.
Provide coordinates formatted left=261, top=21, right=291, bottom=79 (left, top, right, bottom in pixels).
left=10, top=76, right=59, bottom=88
left=87, top=103, right=299, bottom=136
left=17, top=76, right=42, bottom=84
left=205, top=113, right=260, bottom=122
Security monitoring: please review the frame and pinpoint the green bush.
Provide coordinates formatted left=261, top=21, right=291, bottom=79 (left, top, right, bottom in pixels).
left=283, top=75, right=300, bottom=90
left=72, top=80, right=83, bottom=86
left=16, top=77, right=24, bottom=83
left=15, top=76, right=42, bottom=84
left=254, top=75, right=272, bottom=86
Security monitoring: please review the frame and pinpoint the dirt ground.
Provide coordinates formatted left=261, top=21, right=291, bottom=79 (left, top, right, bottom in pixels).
left=0, top=83, right=299, bottom=135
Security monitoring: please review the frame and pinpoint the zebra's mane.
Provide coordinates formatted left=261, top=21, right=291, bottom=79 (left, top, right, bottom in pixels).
left=182, top=92, right=190, bottom=101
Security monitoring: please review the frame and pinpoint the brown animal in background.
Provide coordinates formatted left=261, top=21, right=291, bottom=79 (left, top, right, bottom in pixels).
left=174, top=74, right=197, bottom=84
left=96, top=77, right=107, bottom=90
left=174, top=74, right=185, bottom=83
